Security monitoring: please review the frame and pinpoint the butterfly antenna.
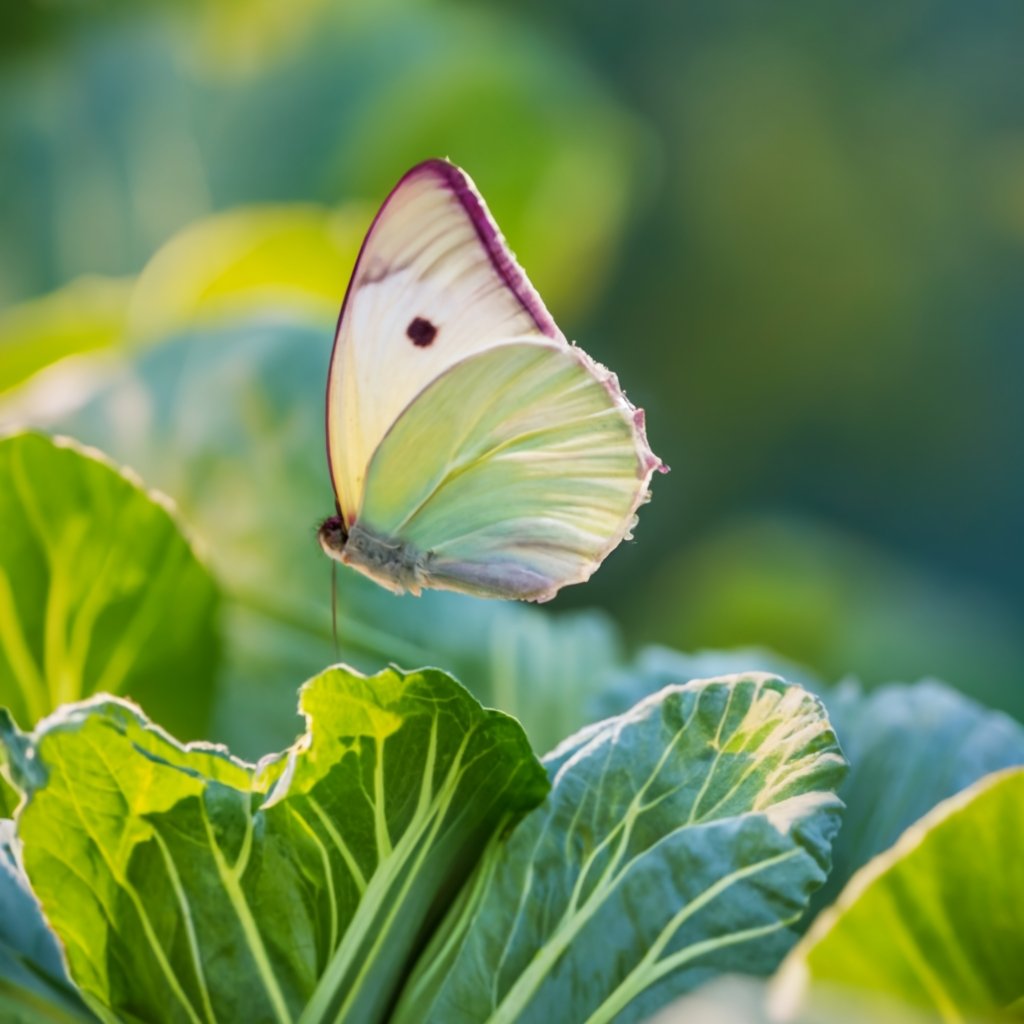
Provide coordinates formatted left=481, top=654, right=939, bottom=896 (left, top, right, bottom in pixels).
left=331, top=560, right=340, bottom=662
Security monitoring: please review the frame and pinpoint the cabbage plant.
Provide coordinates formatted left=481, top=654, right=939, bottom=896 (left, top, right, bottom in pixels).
left=0, top=325, right=1020, bottom=1023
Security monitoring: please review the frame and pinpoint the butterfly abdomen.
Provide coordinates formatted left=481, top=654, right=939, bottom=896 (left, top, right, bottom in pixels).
left=339, top=522, right=429, bottom=596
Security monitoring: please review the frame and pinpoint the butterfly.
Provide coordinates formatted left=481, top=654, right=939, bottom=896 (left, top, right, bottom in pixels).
left=318, top=159, right=665, bottom=602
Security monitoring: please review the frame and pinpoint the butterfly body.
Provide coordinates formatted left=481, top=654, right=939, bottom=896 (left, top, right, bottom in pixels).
left=320, top=159, right=664, bottom=602
left=320, top=517, right=427, bottom=596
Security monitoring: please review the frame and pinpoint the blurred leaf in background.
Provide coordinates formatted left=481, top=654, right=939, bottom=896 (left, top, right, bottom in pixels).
left=0, top=319, right=630, bottom=757
left=2, top=0, right=1024, bottom=735
left=125, top=202, right=370, bottom=341
left=0, top=3, right=641, bottom=324
left=0, top=432, right=219, bottom=740
left=0, top=277, right=131, bottom=396
left=634, top=517, right=1024, bottom=720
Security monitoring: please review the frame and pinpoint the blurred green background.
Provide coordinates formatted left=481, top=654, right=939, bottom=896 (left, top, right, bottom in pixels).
left=2, top=0, right=1022, bottom=750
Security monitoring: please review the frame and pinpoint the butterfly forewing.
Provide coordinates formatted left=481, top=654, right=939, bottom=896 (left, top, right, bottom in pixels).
left=326, top=160, right=560, bottom=525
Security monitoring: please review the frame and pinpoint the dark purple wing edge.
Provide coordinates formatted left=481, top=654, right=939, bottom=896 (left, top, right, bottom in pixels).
left=324, top=158, right=563, bottom=514
left=420, top=159, right=562, bottom=339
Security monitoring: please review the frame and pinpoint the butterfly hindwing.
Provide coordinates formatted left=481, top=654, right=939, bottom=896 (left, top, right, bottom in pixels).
left=347, top=339, right=659, bottom=601
left=326, top=160, right=560, bottom=525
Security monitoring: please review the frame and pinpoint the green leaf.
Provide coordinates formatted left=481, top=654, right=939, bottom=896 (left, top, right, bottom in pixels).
left=125, top=203, right=367, bottom=343
left=0, top=821, right=96, bottom=1023
left=772, top=767, right=1024, bottom=1022
left=0, top=769, right=16, bottom=819
left=394, top=674, right=847, bottom=1024
left=812, top=680, right=1024, bottom=914
left=0, top=432, right=219, bottom=737
left=1, top=664, right=548, bottom=1024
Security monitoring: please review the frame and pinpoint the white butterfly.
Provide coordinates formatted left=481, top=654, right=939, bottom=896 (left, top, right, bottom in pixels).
left=318, top=159, right=665, bottom=602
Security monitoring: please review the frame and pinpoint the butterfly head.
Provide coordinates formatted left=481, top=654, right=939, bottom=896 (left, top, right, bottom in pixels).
left=317, top=515, right=348, bottom=561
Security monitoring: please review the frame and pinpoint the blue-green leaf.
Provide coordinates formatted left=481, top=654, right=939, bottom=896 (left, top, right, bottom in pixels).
left=0, top=821, right=95, bottom=1023
left=593, top=645, right=823, bottom=721
left=395, top=674, right=846, bottom=1024
left=813, top=679, right=1024, bottom=913
left=482, top=607, right=622, bottom=755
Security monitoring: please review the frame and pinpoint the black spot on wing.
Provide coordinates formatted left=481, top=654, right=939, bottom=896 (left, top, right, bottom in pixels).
left=407, top=317, right=437, bottom=347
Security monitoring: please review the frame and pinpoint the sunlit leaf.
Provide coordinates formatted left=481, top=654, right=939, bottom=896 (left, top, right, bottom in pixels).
left=0, top=278, right=131, bottom=395
left=773, top=768, right=1024, bottom=1023
left=126, top=203, right=367, bottom=341
left=0, top=664, right=548, bottom=1024
left=0, top=432, right=219, bottom=738
left=396, top=674, right=846, bottom=1024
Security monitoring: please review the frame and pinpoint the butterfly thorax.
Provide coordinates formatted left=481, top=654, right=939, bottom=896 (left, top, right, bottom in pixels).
left=318, top=516, right=427, bottom=596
